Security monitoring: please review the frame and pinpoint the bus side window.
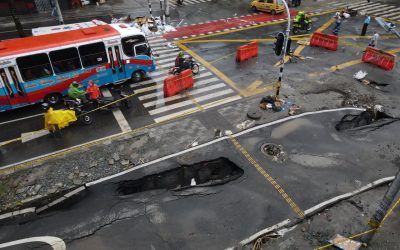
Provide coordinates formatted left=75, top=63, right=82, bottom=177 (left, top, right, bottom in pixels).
left=121, top=35, right=146, bottom=57
left=8, top=67, right=24, bottom=95
left=78, top=42, right=108, bottom=68
left=49, top=47, right=82, bottom=75
left=16, top=53, right=54, bottom=81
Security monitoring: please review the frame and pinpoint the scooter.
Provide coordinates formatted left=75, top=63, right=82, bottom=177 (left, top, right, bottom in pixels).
left=169, top=57, right=200, bottom=75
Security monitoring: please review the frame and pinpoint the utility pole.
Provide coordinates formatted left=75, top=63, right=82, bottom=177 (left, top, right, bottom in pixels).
left=164, top=0, right=170, bottom=24
left=159, top=0, right=165, bottom=25
left=274, top=0, right=291, bottom=101
left=7, top=0, right=25, bottom=37
left=361, top=167, right=400, bottom=245
left=53, top=0, right=64, bottom=24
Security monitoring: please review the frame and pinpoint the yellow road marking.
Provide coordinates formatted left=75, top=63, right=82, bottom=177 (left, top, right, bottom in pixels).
left=331, top=47, right=400, bottom=71
left=209, top=52, right=237, bottom=64
left=176, top=42, right=246, bottom=96
left=185, top=91, right=205, bottom=111
left=246, top=80, right=263, bottom=92
left=228, top=135, right=305, bottom=218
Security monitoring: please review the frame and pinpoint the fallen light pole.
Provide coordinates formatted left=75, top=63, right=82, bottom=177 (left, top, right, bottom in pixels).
left=274, top=0, right=291, bottom=101
left=53, top=0, right=64, bottom=24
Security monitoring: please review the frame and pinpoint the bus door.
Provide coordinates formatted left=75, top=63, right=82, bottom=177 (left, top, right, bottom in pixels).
left=107, top=45, right=126, bottom=83
left=0, top=66, right=29, bottom=107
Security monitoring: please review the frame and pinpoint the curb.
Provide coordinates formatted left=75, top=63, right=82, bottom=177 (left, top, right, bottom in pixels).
left=229, top=176, right=395, bottom=249
left=0, top=185, right=86, bottom=221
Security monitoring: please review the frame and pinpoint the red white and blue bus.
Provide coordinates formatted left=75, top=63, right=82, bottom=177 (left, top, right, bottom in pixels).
left=0, top=23, right=156, bottom=112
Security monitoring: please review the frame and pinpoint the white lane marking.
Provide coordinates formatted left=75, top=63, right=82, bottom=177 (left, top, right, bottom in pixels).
left=139, top=76, right=219, bottom=101
left=156, top=56, right=176, bottom=64
left=158, top=61, right=175, bottom=68
left=102, top=89, right=131, bottom=132
left=153, top=95, right=242, bottom=123
left=383, top=11, right=400, bottom=18
left=143, top=82, right=227, bottom=108
left=149, top=88, right=234, bottom=115
left=0, top=236, right=66, bottom=250
left=353, top=3, right=382, bottom=11
left=367, top=6, right=397, bottom=15
left=156, top=51, right=181, bottom=59
left=332, top=0, right=364, bottom=7
left=0, top=113, right=43, bottom=126
left=381, top=8, right=400, bottom=16
left=130, top=68, right=207, bottom=88
left=133, top=72, right=213, bottom=93
left=148, top=38, right=166, bottom=43
left=155, top=48, right=180, bottom=54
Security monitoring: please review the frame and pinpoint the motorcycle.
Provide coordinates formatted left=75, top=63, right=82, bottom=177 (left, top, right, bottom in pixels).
left=292, top=19, right=312, bottom=34
left=169, top=57, right=200, bottom=75
left=63, top=98, right=93, bottom=125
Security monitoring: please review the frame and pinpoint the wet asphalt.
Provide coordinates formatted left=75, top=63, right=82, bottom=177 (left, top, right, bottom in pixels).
left=1, top=110, right=399, bottom=249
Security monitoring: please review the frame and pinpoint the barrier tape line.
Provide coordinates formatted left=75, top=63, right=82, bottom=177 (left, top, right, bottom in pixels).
left=228, top=135, right=305, bottom=218
left=316, top=196, right=400, bottom=250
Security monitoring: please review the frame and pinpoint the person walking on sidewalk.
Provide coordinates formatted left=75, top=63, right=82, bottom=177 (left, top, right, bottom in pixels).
left=361, top=14, right=371, bottom=36
left=369, top=31, right=379, bottom=47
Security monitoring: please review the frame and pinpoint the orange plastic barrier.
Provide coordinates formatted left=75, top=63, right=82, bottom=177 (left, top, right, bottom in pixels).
left=310, top=32, right=338, bottom=51
left=236, top=41, right=258, bottom=62
left=362, top=46, right=396, bottom=71
left=163, top=69, right=194, bottom=97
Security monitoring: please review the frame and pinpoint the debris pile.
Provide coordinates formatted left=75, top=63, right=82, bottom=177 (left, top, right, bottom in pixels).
left=259, top=95, right=301, bottom=116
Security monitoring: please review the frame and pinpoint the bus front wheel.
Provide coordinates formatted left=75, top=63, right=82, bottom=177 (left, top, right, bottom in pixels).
left=44, top=93, right=62, bottom=105
left=131, top=70, right=145, bottom=83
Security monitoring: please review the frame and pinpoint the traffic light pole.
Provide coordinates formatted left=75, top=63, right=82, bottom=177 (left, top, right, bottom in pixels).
left=275, top=0, right=291, bottom=100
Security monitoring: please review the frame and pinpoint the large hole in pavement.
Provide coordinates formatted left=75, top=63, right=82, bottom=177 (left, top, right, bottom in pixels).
left=116, top=157, right=244, bottom=195
left=335, top=110, right=395, bottom=131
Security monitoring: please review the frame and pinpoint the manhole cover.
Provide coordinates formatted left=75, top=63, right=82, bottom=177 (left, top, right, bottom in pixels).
left=261, top=143, right=287, bottom=163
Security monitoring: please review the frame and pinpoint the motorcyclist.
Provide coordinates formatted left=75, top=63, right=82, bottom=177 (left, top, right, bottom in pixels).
left=68, top=81, right=87, bottom=102
left=294, top=11, right=311, bottom=31
left=174, top=52, right=191, bottom=72
left=42, top=103, right=77, bottom=135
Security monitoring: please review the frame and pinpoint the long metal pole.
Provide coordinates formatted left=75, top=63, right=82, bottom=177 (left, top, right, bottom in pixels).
left=54, top=0, right=64, bottom=24
left=275, top=0, right=291, bottom=100
left=164, top=0, right=170, bottom=24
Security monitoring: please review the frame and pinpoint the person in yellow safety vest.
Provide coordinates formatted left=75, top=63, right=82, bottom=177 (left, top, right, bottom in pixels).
left=43, top=103, right=77, bottom=134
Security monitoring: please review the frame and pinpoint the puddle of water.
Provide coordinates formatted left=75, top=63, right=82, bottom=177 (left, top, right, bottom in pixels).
left=271, top=118, right=322, bottom=139
left=117, top=157, right=244, bottom=195
left=289, top=154, right=339, bottom=168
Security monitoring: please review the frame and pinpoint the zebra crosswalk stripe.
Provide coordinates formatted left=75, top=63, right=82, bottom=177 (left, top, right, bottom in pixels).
left=367, top=6, right=397, bottom=15
left=132, top=35, right=242, bottom=122
left=381, top=8, right=400, bottom=17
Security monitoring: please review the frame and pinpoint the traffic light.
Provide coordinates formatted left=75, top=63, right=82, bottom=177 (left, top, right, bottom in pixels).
left=286, top=38, right=292, bottom=55
left=274, top=32, right=285, bottom=56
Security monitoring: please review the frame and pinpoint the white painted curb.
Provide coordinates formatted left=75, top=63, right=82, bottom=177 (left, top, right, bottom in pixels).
left=0, top=236, right=66, bottom=250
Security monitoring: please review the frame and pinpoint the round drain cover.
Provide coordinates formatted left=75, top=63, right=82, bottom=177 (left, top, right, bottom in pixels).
left=247, top=109, right=262, bottom=120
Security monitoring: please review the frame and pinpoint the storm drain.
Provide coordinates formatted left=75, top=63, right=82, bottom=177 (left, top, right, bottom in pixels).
left=261, top=143, right=287, bottom=163
left=116, top=157, right=243, bottom=195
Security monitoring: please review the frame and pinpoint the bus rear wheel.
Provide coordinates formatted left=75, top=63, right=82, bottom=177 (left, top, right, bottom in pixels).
left=44, top=93, right=62, bottom=106
left=131, top=70, right=145, bottom=83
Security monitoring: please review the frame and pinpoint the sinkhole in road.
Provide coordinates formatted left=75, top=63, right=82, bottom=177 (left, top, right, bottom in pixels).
left=116, top=157, right=244, bottom=195
left=335, top=110, right=395, bottom=131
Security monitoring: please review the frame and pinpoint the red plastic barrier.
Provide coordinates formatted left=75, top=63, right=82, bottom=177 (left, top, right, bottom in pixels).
left=163, top=75, right=181, bottom=97
left=163, top=69, right=194, bottom=97
left=362, top=46, right=396, bottom=71
left=180, top=69, right=194, bottom=90
left=236, top=41, right=258, bottom=62
left=310, top=32, right=338, bottom=51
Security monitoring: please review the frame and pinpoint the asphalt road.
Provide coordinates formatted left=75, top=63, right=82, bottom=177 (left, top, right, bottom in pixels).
left=1, top=110, right=399, bottom=249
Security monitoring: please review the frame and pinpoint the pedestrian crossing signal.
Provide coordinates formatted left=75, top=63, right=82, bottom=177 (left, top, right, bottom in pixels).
left=274, top=32, right=285, bottom=56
